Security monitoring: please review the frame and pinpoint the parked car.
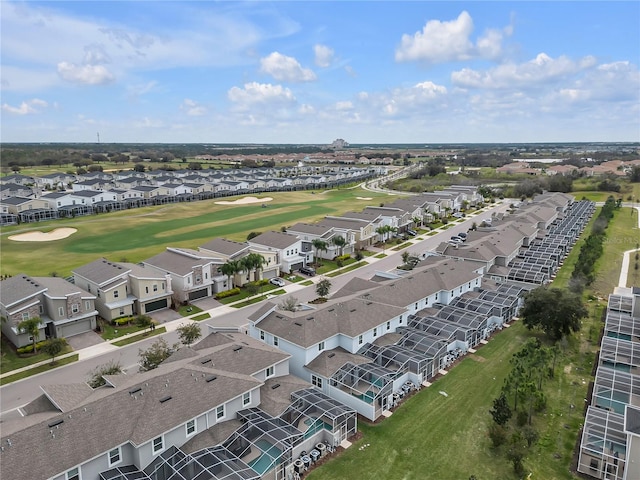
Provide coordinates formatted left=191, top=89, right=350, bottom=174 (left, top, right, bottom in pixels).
left=452, top=212, right=464, bottom=218
left=269, top=277, right=286, bottom=287
left=299, top=266, right=316, bottom=276
left=407, top=229, right=417, bottom=236
left=457, top=232, right=467, bottom=240
left=450, top=236, right=463, bottom=243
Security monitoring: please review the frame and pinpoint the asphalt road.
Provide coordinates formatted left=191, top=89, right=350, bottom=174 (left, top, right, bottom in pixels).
left=0, top=201, right=508, bottom=414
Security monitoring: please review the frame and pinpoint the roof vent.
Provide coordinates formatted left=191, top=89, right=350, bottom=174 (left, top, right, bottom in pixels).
left=129, top=387, right=142, bottom=395
left=233, top=346, right=242, bottom=352
left=48, top=419, right=64, bottom=428
left=328, top=353, right=335, bottom=358
left=159, top=396, right=172, bottom=404
left=206, top=375, right=217, bottom=383
left=201, top=358, right=212, bottom=364
left=350, top=309, right=356, bottom=313
left=271, top=383, right=281, bottom=389
left=294, top=322, right=302, bottom=326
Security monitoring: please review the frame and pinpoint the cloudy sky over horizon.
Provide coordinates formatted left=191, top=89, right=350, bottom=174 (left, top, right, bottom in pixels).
left=1, top=1, right=639, bottom=144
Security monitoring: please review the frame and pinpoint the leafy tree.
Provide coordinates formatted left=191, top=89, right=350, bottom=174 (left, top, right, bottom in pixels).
left=279, top=296, right=298, bottom=312
left=520, top=287, right=587, bottom=341
left=487, top=423, right=508, bottom=448
left=489, top=393, right=512, bottom=426
left=522, top=425, right=539, bottom=448
left=506, top=434, right=527, bottom=477
left=177, top=322, right=202, bottom=346
left=88, top=360, right=123, bottom=388
left=401, top=251, right=410, bottom=264
left=331, top=235, right=347, bottom=257
left=134, top=314, right=153, bottom=331
left=133, top=163, right=145, bottom=172
left=17, top=317, right=42, bottom=353
left=630, top=165, right=640, bottom=182
left=316, top=278, right=332, bottom=298
left=247, top=231, right=261, bottom=241
left=241, top=253, right=267, bottom=282
left=138, top=338, right=177, bottom=371
left=41, top=337, right=67, bottom=364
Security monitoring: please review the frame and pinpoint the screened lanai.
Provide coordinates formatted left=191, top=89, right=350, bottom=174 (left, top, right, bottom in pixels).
left=394, top=328, right=450, bottom=378
left=599, top=336, right=640, bottom=375
left=592, top=367, right=640, bottom=415
left=329, top=361, right=395, bottom=418
left=431, top=305, right=488, bottom=344
left=477, top=290, right=520, bottom=320
left=357, top=342, right=431, bottom=378
left=604, top=309, right=640, bottom=343
left=608, top=294, right=634, bottom=314
left=407, top=315, right=466, bottom=343
left=507, top=267, right=547, bottom=285
left=450, top=297, right=498, bottom=318
left=577, top=406, right=627, bottom=480
left=222, top=408, right=302, bottom=478
left=280, top=388, right=357, bottom=446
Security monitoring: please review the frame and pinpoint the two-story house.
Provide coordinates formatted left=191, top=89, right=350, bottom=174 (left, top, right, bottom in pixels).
left=247, top=231, right=311, bottom=274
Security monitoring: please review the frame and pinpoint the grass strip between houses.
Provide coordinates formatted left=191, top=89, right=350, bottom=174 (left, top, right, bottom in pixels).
left=0, top=355, right=79, bottom=386
left=112, top=327, right=166, bottom=347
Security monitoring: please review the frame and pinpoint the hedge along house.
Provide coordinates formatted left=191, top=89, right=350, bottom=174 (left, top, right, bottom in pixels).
left=0, top=274, right=98, bottom=347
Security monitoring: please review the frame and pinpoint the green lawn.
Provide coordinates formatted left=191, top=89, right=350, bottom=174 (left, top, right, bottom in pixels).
left=1, top=188, right=399, bottom=277
left=191, top=313, right=211, bottom=321
left=1, top=335, right=73, bottom=374
left=309, top=321, right=584, bottom=480
left=112, top=327, right=166, bottom=346
left=178, top=304, right=203, bottom=316
left=0, top=354, right=79, bottom=386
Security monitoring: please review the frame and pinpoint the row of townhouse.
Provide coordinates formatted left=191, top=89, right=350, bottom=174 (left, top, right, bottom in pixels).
left=246, top=192, right=591, bottom=422
left=0, top=166, right=380, bottom=225
left=0, top=332, right=358, bottom=480
left=577, top=287, right=640, bottom=480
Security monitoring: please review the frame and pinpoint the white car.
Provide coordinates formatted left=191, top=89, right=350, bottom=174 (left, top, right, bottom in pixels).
left=269, top=278, right=286, bottom=287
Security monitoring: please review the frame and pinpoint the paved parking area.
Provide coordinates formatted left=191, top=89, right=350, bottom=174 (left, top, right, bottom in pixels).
left=66, top=330, right=105, bottom=350
left=150, top=309, right=182, bottom=324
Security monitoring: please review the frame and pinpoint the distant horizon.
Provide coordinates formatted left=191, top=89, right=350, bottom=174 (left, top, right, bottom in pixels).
left=2, top=2, right=639, bottom=143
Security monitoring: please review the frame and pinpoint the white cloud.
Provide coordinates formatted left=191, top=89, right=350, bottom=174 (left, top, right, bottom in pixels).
left=451, top=53, right=598, bottom=89
left=2, top=98, right=48, bottom=114
left=344, top=65, right=357, bottom=77
left=57, top=62, right=115, bottom=85
left=180, top=98, right=207, bottom=116
left=227, top=82, right=296, bottom=111
left=259, top=52, right=316, bottom=82
left=314, top=44, right=334, bottom=67
left=395, top=11, right=512, bottom=64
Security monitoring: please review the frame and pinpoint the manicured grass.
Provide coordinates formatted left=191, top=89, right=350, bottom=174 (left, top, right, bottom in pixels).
left=231, top=291, right=285, bottom=308
left=0, top=335, right=73, bottom=374
left=300, top=280, right=314, bottom=286
left=326, top=261, right=367, bottom=277
left=374, top=253, right=387, bottom=259
left=100, top=322, right=151, bottom=341
left=1, top=188, right=400, bottom=277
left=316, top=257, right=357, bottom=274
left=191, top=313, right=211, bottom=321
left=112, top=327, right=166, bottom=346
left=216, top=283, right=280, bottom=304
left=178, top=304, right=203, bottom=316
left=0, top=354, right=79, bottom=386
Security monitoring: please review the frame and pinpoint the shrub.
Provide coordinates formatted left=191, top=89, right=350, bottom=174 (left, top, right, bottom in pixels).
left=488, top=424, right=508, bottom=448
left=215, top=287, right=241, bottom=299
left=17, top=340, right=48, bottom=354
left=335, top=254, right=351, bottom=263
left=113, top=317, right=132, bottom=326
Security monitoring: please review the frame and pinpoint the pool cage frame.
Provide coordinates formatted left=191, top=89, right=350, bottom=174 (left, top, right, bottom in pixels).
left=599, top=336, right=640, bottom=375
left=577, top=406, right=627, bottom=480
left=592, top=366, right=640, bottom=416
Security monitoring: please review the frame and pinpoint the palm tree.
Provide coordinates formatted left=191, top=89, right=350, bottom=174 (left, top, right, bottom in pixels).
left=242, top=253, right=267, bottom=282
left=375, top=225, right=396, bottom=252
left=331, top=235, right=347, bottom=257
left=312, top=239, right=328, bottom=266
left=219, top=259, right=241, bottom=289
left=412, top=216, right=422, bottom=228
left=17, top=317, right=42, bottom=353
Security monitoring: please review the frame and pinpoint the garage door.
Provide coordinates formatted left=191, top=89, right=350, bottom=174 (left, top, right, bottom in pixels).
left=188, top=288, right=209, bottom=301
left=263, top=270, right=276, bottom=279
left=60, top=319, right=91, bottom=338
left=144, top=298, right=168, bottom=313
left=290, top=262, right=303, bottom=272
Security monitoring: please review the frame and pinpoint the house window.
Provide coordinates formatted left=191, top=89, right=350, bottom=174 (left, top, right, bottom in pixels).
left=152, top=436, right=164, bottom=454
left=87, top=285, right=91, bottom=293
left=242, top=392, right=251, bottom=406
left=399, top=315, right=403, bottom=324
left=119, top=308, right=125, bottom=316
left=113, top=290, right=119, bottom=298
left=386, top=321, right=391, bottom=330
left=435, top=293, right=438, bottom=300
left=66, top=467, right=80, bottom=480
left=265, top=366, right=274, bottom=378
left=21, top=312, right=30, bottom=321
left=85, top=301, right=91, bottom=310
left=153, top=284, right=158, bottom=292
left=145, top=287, right=149, bottom=294
left=216, top=405, right=225, bottom=420
left=318, top=341, right=325, bottom=351
left=162, top=283, right=165, bottom=289
left=358, top=335, right=363, bottom=345
left=97, top=291, right=101, bottom=298
left=39, top=305, right=44, bottom=314
left=273, top=336, right=279, bottom=346
left=260, top=330, right=265, bottom=340
left=186, top=419, right=196, bottom=436
left=311, top=375, right=323, bottom=388
left=195, top=276, right=201, bottom=283
left=108, top=447, right=121, bottom=466
left=372, top=328, right=377, bottom=337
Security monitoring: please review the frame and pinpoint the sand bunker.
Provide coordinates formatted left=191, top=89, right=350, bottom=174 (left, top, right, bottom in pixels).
left=215, top=196, right=273, bottom=205
left=9, top=228, right=78, bottom=242
left=356, top=197, right=373, bottom=200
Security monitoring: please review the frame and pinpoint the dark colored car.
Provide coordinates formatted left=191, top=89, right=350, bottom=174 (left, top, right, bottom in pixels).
left=299, top=266, right=316, bottom=276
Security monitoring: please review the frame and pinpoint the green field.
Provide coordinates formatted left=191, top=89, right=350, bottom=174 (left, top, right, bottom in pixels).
left=0, top=188, right=396, bottom=277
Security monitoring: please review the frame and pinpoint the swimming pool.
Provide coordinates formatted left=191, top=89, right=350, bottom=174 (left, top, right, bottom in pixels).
left=248, top=440, right=282, bottom=475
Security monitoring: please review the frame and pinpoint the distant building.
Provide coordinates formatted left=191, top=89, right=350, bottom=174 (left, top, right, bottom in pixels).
left=330, top=139, right=349, bottom=149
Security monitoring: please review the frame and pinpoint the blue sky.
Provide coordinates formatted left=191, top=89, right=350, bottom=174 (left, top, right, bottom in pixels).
left=1, top=1, right=639, bottom=144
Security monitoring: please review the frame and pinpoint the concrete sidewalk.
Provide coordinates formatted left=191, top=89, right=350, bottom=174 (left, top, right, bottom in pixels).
left=0, top=204, right=498, bottom=381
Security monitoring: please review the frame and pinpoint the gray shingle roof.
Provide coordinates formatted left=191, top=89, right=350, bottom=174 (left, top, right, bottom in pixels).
left=199, top=238, right=249, bottom=257
left=248, top=230, right=300, bottom=250
left=305, top=347, right=371, bottom=377
left=72, top=258, right=131, bottom=285
left=33, top=276, right=93, bottom=299
left=0, top=274, right=47, bottom=308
